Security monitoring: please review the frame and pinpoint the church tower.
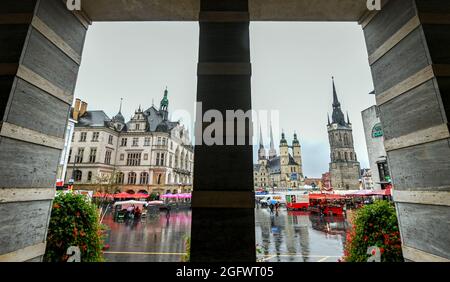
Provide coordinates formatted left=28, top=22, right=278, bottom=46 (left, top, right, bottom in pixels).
left=279, top=132, right=289, bottom=186
left=327, top=77, right=361, bottom=190
left=292, top=132, right=303, bottom=176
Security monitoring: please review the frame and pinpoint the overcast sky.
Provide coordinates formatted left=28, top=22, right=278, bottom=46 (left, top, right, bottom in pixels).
left=74, top=22, right=375, bottom=178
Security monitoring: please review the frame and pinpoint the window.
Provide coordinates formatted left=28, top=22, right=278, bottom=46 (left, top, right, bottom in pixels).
left=140, top=172, right=149, bottom=184
left=136, top=124, right=140, bottom=130
left=126, top=153, right=141, bottom=166
left=71, top=133, right=75, bottom=142
left=157, top=174, right=162, bottom=184
left=68, top=148, right=72, bottom=163
left=170, top=142, right=173, bottom=150
left=79, top=132, right=87, bottom=142
left=132, top=137, right=139, bottom=147
left=169, top=155, right=173, bottom=167
left=120, top=154, right=124, bottom=161
left=121, top=138, right=127, bottom=147
left=105, top=150, right=112, bottom=165
left=75, top=148, right=84, bottom=163
left=92, top=132, right=99, bottom=142
left=157, top=137, right=162, bottom=145
left=108, top=135, right=113, bottom=145
left=74, top=170, right=82, bottom=181
left=89, top=148, right=97, bottom=163
left=128, top=172, right=137, bottom=184
left=144, top=137, right=151, bottom=146
left=116, top=172, right=124, bottom=184
left=156, top=152, right=165, bottom=166
left=87, top=171, right=93, bottom=181
left=144, top=153, right=148, bottom=160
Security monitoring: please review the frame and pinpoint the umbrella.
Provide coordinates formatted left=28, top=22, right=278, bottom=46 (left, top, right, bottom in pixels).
left=133, top=193, right=150, bottom=199
left=113, top=192, right=133, bottom=199
left=270, top=199, right=278, bottom=205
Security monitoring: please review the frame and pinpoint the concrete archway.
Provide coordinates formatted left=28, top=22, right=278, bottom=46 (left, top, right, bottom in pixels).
left=0, top=0, right=449, bottom=262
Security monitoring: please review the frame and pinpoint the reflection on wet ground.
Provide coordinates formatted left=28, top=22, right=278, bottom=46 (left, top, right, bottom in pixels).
left=103, top=209, right=191, bottom=262
left=103, top=207, right=349, bottom=262
left=255, top=207, right=349, bottom=262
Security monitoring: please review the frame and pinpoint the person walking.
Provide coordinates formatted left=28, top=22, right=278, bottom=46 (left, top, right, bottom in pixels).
left=269, top=203, right=274, bottom=214
left=166, top=204, right=171, bottom=219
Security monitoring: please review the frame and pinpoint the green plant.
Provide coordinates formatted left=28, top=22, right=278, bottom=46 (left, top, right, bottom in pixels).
left=342, top=200, right=403, bottom=262
left=44, top=191, right=105, bottom=262
left=182, top=236, right=190, bottom=262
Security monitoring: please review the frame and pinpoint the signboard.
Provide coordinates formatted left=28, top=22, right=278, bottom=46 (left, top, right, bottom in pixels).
left=372, top=123, right=383, bottom=138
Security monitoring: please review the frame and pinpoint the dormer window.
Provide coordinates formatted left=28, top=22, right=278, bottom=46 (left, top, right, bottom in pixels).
left=136, top=123, right=140, bottom=130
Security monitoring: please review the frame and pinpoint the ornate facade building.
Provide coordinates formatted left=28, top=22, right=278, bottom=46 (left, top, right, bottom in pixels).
left=66, top=89, right=194, bottom=194
left=254, top=125, right=304, bottom=190
left=327, top=78, right=361, bottom=190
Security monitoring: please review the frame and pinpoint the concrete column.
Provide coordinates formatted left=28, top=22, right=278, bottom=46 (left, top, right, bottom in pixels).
left=190, top=0, right=256, bottom=262
left=0, top=0, right=89, bottom=261
left=361, top=0, right=450, bottom=261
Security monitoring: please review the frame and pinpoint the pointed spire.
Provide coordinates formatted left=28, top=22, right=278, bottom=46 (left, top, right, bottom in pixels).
left=332, top=76, right=340, bottom=107
left=118, top=98, right=123, bottom=114
left=259, top=124, right=264, bottom=149
left=268, top=121, right=277, bottom=159
left=270, top=122, right=275, bottom=150
left=327, top=113, right=331, bottom=126
left=347, top=111, right=351, bottom=124
left=330, top=77, right=346, bottom=126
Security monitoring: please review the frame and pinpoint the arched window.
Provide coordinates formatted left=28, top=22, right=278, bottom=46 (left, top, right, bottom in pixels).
left=339, top=133, right=342, bottom=141
left=74, top=170, right=82, bottom=181
left=338, top=152, right=341, bottom=160
left=350, top=152, right=353, bottom=160
left=344, top=133, right=349, bottom=145
left=116, top=172, right=124, bottom=184
left=140, top=172, right=149, bottom=184
left=87, top=171, right=92, bottom=181
left=128, top=172, right=137, bottom=184
left=345, top=152, right=348, bottom=161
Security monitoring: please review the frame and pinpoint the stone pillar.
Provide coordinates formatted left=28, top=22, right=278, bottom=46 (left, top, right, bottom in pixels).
left=0, top=0, right=89, bottom=261
left=361, top=0, right=450, bottom=261
left=190, top=0, right=255, bottom=262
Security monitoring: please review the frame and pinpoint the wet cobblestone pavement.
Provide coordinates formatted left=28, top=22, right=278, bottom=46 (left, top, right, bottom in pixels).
left=102, top=207, right=349, bottom=262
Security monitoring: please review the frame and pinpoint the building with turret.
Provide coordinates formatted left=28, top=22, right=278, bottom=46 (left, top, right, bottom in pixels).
left=254, top=125, right=304, bottom=190
left=66, top=88, right=194, bottom=195
left=327, top=77, right=361, bottom=190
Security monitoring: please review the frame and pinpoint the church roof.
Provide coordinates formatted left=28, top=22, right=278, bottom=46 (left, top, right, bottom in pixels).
left=144, top=106, right=178, bottom=133
left=77, top=111, right=111, bottom=127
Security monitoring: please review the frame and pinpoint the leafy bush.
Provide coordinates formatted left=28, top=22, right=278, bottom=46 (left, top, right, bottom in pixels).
left=343, top=200, right=403, bottom=262
left=44, top=192, right=104, bottom=262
